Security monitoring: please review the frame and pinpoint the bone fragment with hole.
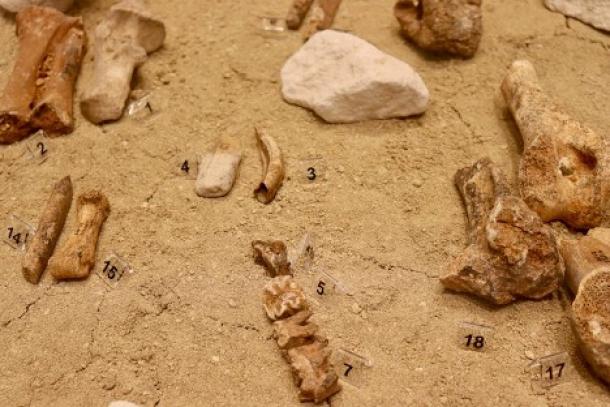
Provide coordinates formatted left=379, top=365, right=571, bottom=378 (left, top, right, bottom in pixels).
left=502, top=60, right=609, bottom=229
left=0, top=0, right=74, bottom=13
left=440, top=158, right=564, bottom=305
left=48, top=191, right=110, bottom=280
left=560, top=228, right=610, bottom=384
left=0, top=6, right=86, bottom=144
left=195, top=137, right=242, bottom=198
left=303, top=0, right=343, bottom=39
left=254, top=127, right=285, bottom=204
left=80, top=0, right=165, bottom=124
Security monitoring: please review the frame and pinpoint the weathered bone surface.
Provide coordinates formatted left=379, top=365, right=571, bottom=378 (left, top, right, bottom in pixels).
left=286, top=0, right=314, bottom=30
left=273, top=310, right=319, bottom=349
left=48, top=191, right=110, bottom=280
left=253, top=240, right=292, bottom=277
left=545, top=0, right=610, bottom=32
left=80, top=0, right=165, bottom=124
left=440, top=158, right=564, bottom=305
left=195, top=138, right=242, bottom=198
left=262, top=276, right=308, bottom=321
left=502, top=60, right=609, bottom=229
left=254, top=128, right=285, bottom=204
left=394, top=0, right=482, bottom=58
left=22, top=176, right=72, bottom=284
left=0, top=6, right=85, bottom=144
left=560, top=228, right=610, bottom=384
left=303, top=0, right=343, bottom=39
left=0, top=0, right=74, bottom=13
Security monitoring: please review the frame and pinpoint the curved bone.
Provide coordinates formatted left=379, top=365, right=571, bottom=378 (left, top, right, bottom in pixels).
left=254, top=127, right=285, bottom=204
left=286, top=0, right=314, bottom=30
left=303, top=0, right=343, bottom=39
left=80, top=0, right=165, bottom=124
left=441, top=158, right=564, bottom=304
left=0, top=6, right=85, bottom=143
left=48, top=191, right=110, bottom=280
left=195, top=137, right=242, bottom=198
left=22, top=176, right=72, bottom=284
left=0, top=0, right=74, bottom=13
left=502, top=60, right=609, bottom=229
left=253, top=240, right=291, bottom=277
left=394, top=0, right=482, bottom=58
left=262, top=276, right=308, bottom=321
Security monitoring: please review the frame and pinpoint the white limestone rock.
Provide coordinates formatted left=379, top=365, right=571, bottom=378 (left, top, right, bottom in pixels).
left=545, top=0, right=610, bottom=32
left=281, top=30, right=429, bottom=123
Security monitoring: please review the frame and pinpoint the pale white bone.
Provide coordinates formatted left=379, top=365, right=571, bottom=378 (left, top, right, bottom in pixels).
left=195, top=138, right=242, bottom=198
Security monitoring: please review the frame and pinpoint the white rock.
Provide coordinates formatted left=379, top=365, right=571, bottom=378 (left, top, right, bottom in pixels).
left=0, top=0, right=74, bottom=12
left=281, top=30, right=429, bottom=123
left=195, top=138, right=242, bottom=198
left=108, top=401, right=141, bottom=407
left=545, top=0, right=610, bottom=31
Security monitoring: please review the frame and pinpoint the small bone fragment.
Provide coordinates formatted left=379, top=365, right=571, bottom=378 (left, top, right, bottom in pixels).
left=440, top=158, right=564, bottom=305
left=0, top=0, right=74, bottom=13
left=0, top=6, right=85, bottom=144
left=80, top=0, right=165, bottom=124
left=273, top=310, right=319, bottom=349
left=254, top=128, right=285, bottom=204
left=195, top=138, right=242, bottom=198
left=48, top=191, right=110, bottom=280
left=394, top=0, right=482, bottom=58
left=253, top=240, right=291, bottom=277
left=262, top=276, right=308, bottom=321
left=560, top=229, right=610, bottom=384
left=501, top=60, right=609, bottom=229
left=286, top=0, right=314, bottom=30
left=22, top=176, right=72, bottom=284
left=303, top=0, right=343, bottom=39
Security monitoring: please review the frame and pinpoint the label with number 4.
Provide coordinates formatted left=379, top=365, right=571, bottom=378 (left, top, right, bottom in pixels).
left=25, top=130, right=49, bottom=164
left=3, top=214, right=35, bottom=251
left=176, top=155, right=198, bottom=180
left=96, top=253, right=134, bottom=288
left=528, top=351, right=570, bottom=392
left=332, top=348, right=373, bottom=388
left=457, top=321, right=494, bottom=351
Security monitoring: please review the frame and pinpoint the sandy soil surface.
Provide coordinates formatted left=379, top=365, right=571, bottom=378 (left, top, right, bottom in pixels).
left=0, top=0, right=609, bottom=406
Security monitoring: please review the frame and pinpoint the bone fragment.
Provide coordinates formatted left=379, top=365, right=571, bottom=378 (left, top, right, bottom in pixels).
left=262, top=276, right=308, bottom=321
left=394, top=0, right=482, bottom=58
left=22, top=176, right=72, bottom=284
left=254, top=127, right=285, bottom=204
left=273, top=309, right=319, bottom=349
left=286, top=0, right=314, bottom=30
left=440, top=158, right=564, bottom=305
left=502, top=60, right=609, bottom=229
left=0, top=6, right=85, bottom=144
left=195, top=138, right=242, bottom=198
left=48, top=191, right=110, bottom=280
left=303, top=0, right=343, bottom=39
left=80, top=0, right=165, bottom=124
left=253, top=240, right=291, bottom=277
left=0, top=0, right=74, bottom=13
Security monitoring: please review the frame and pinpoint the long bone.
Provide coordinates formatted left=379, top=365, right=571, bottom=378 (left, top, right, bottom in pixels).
left=254, top=127, right=285, bottom=204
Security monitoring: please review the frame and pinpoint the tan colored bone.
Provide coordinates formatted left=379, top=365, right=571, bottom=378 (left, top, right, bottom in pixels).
left=48, top=191, right=110, bottom=280
left=273, top=310, right=319, bottom=349
left=195, top=137, right=242, bottom=198
left=303, top=0, right=343, bottom=39
left=253, top=240, right=291, bottom=277
left=440, top=158, right=564, bottom=305
left=80, top=0, right=165, bottom=124
left=0, top=0, right=74, bottom=13
left=286, top=0, right=314, bottom=30
left=262, top=276, right=308, bottom=321
left=502, top=60, right=609, bottom=229
left=254, top=127, right=285, bottom=204
left=394, top=0, right=482, bottom=58
left=22, top=176, right=72, bottom=284
left=0, top=6, right=85, bottom=144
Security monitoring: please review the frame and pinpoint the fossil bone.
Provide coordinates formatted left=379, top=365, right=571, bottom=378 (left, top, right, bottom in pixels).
left=80, top=0, right=166, bottom=124
left=303, top=0, right=343, bottom=39
left=48, top=191, right=110, bottom=280
left=502, top=60, right=609, bottom=229
left=0, top=6, right=86, bottom=144
left=254, top=127, right=285, bottom=204
left=273, top=309, right=320, bottom=349
left=262, top=275, right=308, bottom=321
left=195, top=137, right=242, bottom=198
left=286, top=0, right=314, bottom=30
left=560, top=228, right=610, bottom=384
left=253, top=239, right=292, bottom=277
left=440, top=158, right=564, bottom=305
left=22, top=176, right=72, bottom=284
left=0, top=0, right=74, bottom=13
left=394, top=0, right=482, bottom=58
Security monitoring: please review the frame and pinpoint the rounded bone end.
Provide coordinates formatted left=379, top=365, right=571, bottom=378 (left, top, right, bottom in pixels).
left=80, top=95, right=125, bottom=124
left=111, top=0, right=166, bottom=53
left=501, top=59, right=539, bottom=104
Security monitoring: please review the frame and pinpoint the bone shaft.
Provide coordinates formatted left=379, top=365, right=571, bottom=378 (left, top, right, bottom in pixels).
left=254, top=128, right=285, bottom=204
left=22, top=176, right=73, bottom=284
left=286, top=0, right=314, bottom=29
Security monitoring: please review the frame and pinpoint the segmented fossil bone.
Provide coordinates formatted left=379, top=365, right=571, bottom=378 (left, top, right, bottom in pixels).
left=254, top=127, right=285, bottom=204
left=253, top=239, right=292, bottom=277
left=440, top=158, right=564, bottom=305
left=80, top=0, right=165, bottom=124
left=22, top=176, right=72, bottom=284
left=303, top=0, right=343, bottom=39
left=286, top=0, right=314, bottom=30
left=502, top=60, right=609, bottom=229
left=195, top=137, right=242, bottom=198
left=48, top=191, right=110, bottom=280
left=0, top=0, right=74, bottom=13
left=262, top=275, right=308, bottom=321
left=0, top=6, right=86, bottom=144
left=273, top=310, right=320, bottom=349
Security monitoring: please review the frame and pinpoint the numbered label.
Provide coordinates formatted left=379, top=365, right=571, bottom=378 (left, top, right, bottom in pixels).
left=96, top=253, right=134, bottom=288
left=176, top=154, right=198, bottom=180
left=457, top=321, right=494, bottom=351
left=25, top=130, right=49, bottom=164
left=126, top=92, right=154, bottom=120
left=331, top=348, right=373, bottom=388
left=297, top=155, right=327, bottom=184
left=529, top=352, right=570, bottom=391
left=261, top=16, right=286, bottom=32
left=3, top=214, right=35, bottom=251
left=288, top=233, right=314, bottom=273
left=312, top=270, right=349, bottom=300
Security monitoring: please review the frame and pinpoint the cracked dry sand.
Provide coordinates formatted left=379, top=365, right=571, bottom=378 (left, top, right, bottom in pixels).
left=0, top=0, right=609, bottom=406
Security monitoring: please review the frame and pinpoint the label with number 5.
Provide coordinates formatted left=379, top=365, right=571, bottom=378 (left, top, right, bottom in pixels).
left=96, top=253, right=134, bottom=288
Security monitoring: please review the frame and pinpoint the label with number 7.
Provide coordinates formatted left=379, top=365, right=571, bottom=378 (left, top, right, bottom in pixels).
left=331, top=348, right=373, bottom=388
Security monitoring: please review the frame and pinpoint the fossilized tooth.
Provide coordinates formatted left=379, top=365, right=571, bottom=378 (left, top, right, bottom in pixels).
left=48, top=191, right=110, bottom=280
left=286, top=340, right=342, bottom=403
left=0, top=6, right=85, bottom=144
left=303, top=0, right=343, bottom=39
left=262, top=275, right=308, bottom=321
left=253, top=239, right=292, bottom=277
left=394, top=0, right=482, bottom=58
left=286, top=0, right=314, bottom=30
left=273, top=310, right=319, bottom=349
left=254, top=127, right=285, bottom=204
left=22, top=176, right=72, bottom=284
left=80, top=0, right=166, bottom=124
left=440, top=158, right=564, bottom=305
left=195, top=137, right=242, bottom=198
left=502, top=60, right=609, bottom=230
left=0, top=0, right=74, bottom=13
left=560, top=228, right=610, bottom=384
